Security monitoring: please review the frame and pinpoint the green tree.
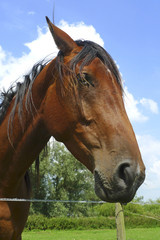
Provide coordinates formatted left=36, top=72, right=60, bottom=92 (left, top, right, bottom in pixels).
left=29, top=140, right=98, bottom=217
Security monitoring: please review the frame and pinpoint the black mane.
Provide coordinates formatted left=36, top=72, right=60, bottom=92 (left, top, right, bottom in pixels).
left=0, top=60, right=48, bottom=125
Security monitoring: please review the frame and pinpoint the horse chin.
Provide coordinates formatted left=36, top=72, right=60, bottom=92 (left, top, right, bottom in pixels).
left=94, top=170, right=138, bottom=203
left=94, top=183, right=134, bottom=203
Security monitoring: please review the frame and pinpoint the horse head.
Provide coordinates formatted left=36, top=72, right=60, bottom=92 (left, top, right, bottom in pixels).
left=45, top=17, right=145, bottom=203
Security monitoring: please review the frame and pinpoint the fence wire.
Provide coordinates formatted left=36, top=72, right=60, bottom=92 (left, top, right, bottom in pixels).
left=0, top=197, right=159, bottom=204
left=0, top=197, right=160, bottom=223
left=0, top=198, right=105, bottom=203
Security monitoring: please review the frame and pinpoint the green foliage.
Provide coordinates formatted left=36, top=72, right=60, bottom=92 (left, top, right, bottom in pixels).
left=125, top=215, right=160, bottom=228
left=29, top=140, right=98, bottom=217
left=94, top=203, right=115, bottom=217
left=28, top=139, right=160, bottom=230
left=132, top=195, right=144, bottom=204
left=144, top=204, right=160, bottom=217
left=25, top=212, right=160, bottom=231
left=25, top=215, right=115, bottom=230
left=26, top=214, right=48, bottom=230
left=123, top=203, right=144, bottom=216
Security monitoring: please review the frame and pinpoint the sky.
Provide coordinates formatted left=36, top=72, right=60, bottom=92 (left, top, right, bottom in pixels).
left=0, top=0, right=160, bottom=201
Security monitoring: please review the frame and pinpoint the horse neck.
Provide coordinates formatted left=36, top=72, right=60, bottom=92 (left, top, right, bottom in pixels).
left=0, top=60, right=57, bottom=191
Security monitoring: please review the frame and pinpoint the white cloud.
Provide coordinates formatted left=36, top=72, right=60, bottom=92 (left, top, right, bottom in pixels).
left=124, top=87, right=148, bottom=123
left=140, top=98, right=159, bottom=114
left=0, top=20, right=104, bottom=90
left=123, top=88, right=160, bottom=199
left=124, top=87, right=159, bottom=123
left=28, top=11, right=36, bottom=15
left=59, top=20, right=104, bottom=47
left=137, top=134, right=160, bottom=190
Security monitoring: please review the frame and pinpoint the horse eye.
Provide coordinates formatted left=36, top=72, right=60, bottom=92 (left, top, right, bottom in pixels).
left=77, top=73, right=94, bottom=87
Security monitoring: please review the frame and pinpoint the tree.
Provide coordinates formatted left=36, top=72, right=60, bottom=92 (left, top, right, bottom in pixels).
left=29, top=140, right=98, bottom=217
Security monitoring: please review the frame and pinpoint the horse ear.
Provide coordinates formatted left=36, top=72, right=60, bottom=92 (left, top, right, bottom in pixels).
left=46, top=16, right=77, bottom=54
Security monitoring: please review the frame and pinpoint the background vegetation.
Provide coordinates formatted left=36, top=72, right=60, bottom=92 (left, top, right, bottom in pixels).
left=27, top=140, right=160, bottom=230
left=29, top=140, right=98, bottom=217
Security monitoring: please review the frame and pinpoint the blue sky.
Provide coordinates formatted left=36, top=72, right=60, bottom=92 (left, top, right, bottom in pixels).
left=0, top=0, right=160, bottom=201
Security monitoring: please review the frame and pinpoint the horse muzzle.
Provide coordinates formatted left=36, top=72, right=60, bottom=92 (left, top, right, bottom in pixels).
left=94, top=161, right=145, bottom=203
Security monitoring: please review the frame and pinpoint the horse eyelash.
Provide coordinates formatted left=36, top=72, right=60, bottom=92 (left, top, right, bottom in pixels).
left=77, top=73, right=94, bottom=87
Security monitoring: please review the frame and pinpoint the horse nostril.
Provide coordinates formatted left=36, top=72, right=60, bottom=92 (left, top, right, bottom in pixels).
left=116, top=162, right=135, bottom=186
left=94, top=163, right=145, bottom=203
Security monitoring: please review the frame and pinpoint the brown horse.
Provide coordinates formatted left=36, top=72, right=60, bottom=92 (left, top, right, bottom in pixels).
left=0, top=17, right=145, bottom=239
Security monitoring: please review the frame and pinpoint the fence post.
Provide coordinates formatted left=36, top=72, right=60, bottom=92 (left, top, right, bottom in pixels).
left=115, top=203, right=126, bottom=240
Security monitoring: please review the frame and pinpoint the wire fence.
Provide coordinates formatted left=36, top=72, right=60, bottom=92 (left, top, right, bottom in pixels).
left=0, top=197, right=160, bottom=222
left=0, top=197, right=160, bottom=219
left=0, top=198, right=105, bottom=203
left=0, top=197, right=159, bottom=240
left=0, top=197, right=159, bottom=204
left=124, top=211, right=160, bottom=222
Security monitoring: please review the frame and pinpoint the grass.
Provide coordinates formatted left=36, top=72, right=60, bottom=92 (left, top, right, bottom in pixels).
left=22, top=228, right=160, bottom=240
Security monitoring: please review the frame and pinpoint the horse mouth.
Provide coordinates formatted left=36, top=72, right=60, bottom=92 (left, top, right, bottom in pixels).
left=94, top=169, right=145, bottom=203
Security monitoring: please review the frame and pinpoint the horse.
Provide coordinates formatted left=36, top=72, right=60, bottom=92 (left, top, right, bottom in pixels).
left=0, top=16, right=145, bottom=239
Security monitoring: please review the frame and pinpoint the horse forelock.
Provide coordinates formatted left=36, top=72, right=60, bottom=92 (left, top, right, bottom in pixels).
left=56, top=40, right=123, bottom=93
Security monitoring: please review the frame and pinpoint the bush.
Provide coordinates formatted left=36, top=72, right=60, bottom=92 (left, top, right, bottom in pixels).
left=123, top=203, right=160, bottom=228
left=144, top=204, right=160, bottom=217
left=125, top=215, right=160, bottom=228
left=26, top=214, right=48, bottom=230
left=123, top=203, right=144, bottom=216
left=94, top=203, right=115, bottom=217
left=25, top=215, right=115, bottom=230
left=26, top=202, right=160, bottom=231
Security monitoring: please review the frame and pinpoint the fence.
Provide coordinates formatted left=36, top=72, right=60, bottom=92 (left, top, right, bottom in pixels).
left=0, top=198, right=160, bottom=240
left=116, top=203, right=126, bottom=240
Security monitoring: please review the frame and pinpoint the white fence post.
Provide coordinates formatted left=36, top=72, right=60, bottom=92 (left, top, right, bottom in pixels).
left=115, top=203, right=126, bottom=240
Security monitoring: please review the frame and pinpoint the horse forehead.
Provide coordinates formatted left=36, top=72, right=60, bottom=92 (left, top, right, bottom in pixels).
left=89, top=57, right=103, bottom=67
left=82, top=57, right=105, bottom=73
left=65, top=46, right=83, bottom=62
